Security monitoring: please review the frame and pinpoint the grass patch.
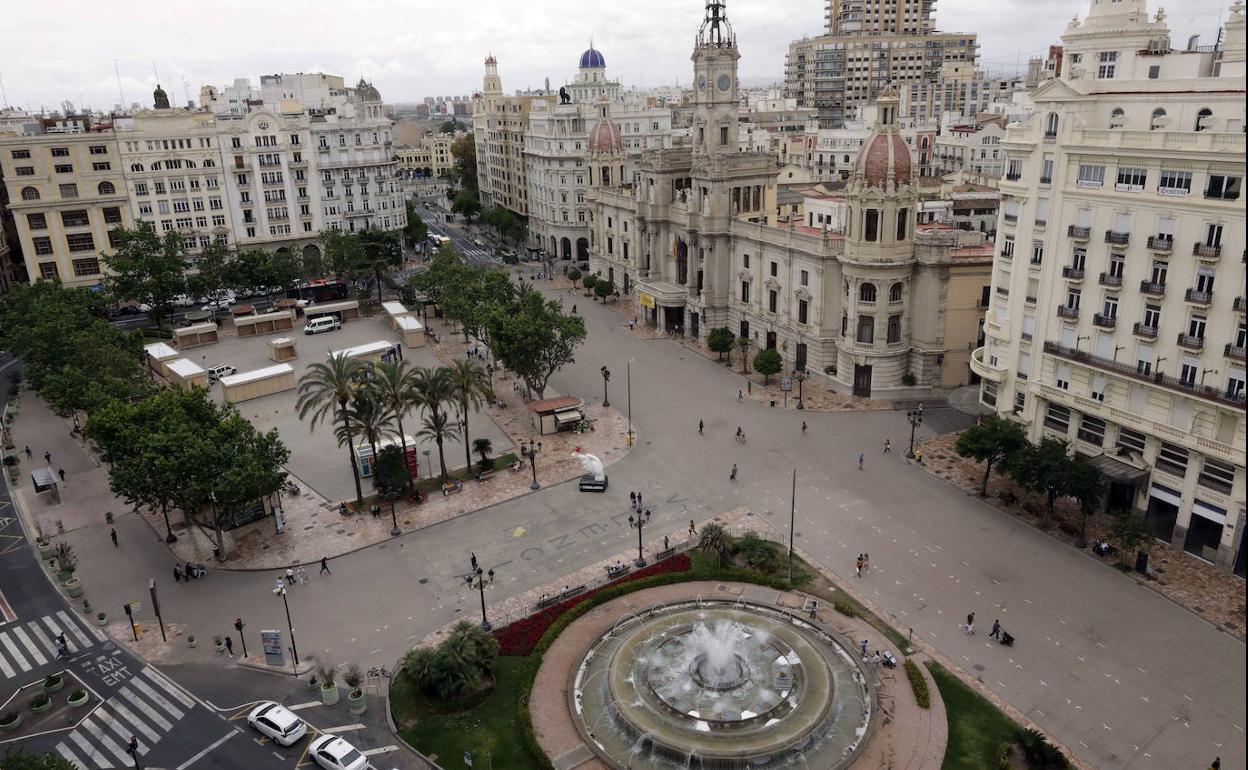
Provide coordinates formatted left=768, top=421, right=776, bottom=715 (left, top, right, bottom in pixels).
left=925, top=660, right=1020, bottom=770
left=904, top=658, right=930, bottom=709
left=392, top=655, right=544, bottom=770
left=412, top=452, right=519, bottom=494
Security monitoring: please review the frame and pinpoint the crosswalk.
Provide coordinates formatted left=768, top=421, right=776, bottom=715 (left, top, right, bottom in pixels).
left=55, top=666, right=197, bottom=769
left=0, top=610, right=103, bottom=678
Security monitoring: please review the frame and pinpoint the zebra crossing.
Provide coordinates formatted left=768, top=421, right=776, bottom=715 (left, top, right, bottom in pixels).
left=54, top=666, right=197, bottom=769
left=0, top=610, right=102, bottom=678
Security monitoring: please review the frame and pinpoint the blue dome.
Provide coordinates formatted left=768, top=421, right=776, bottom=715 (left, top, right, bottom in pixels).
left=579, top=47, right=606, bottom=69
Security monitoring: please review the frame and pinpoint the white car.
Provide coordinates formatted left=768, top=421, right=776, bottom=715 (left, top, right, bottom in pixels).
left=246, top=701, right=307, bottom=746
left=308, top=735, right=373, bottom=770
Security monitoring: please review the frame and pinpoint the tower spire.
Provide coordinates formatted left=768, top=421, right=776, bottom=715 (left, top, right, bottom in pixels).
left=698, top=0, right=735, bottom=47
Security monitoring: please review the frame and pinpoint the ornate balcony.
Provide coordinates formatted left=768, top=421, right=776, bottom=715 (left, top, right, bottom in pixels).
left=1146, top=235, right=1173, bottom=253
left=1193, top=242, right=1222, bottom=259
left=1043, top=341, right=1246, bottom=408
left=1061, top=266, right=1085, bottom=280
left=1104, top=231, right=1130, bottom=246
left=1225, top=344, right=1246, bottom=362
left=1057, top=305, right=1080, bottom=320
left=1176, top=333, right=1205, bottom=350
left=1139, top=280, right=1166, bottom=296
left=1233, top=296, right=1246, bottom=313
left=1133, top=322, right=1158, bottom=339
left=969, top=347, right=1006, bottom=383
left=1098, top=272, right=1122, bottom=288
left=1067, top=225, right=1091, bottom=240
left=1184, top=288, right=1213, bottom=306
left=1093, top=313, right=1117, bottom=329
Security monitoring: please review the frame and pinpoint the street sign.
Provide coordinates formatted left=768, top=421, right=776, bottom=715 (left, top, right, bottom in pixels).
left=126, top=600, right=142, bottom=613
left=779, top=377, right=794, bottom=392
left=261, top=629, right=284, bottom=667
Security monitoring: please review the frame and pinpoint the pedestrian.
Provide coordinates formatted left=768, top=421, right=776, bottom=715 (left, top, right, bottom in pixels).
left=883, top=438, right=891, bottom=454
left=863, top=553, right=869, bottom=574
left=275, top=577, right=285, bottom=592
left=857, top=453, right=864, bottom=470
left=57, top=468, right=66, bottom=481
left=286, top=567, right=295, bottom=586
left=224, top=636, right=234, bottom=657
left=23, top=445, right=31, bottom=459
left=173, top=563, right=183, bottom=583
left=801, top=421, right=808, bottom=434
left=855, top=554, right=864, bottom=577
left=738, top=389, right=742, bottom=400
left=630, top=491, right=637, bottom=510
left=636, top=492, right=643, bottom=511
left=808, top=600, right=818, bottom=619
left=44, top=450, right=51, bottom=464
left=859, top=639, right=869, bottom=658
left=989, top=619, right=1001, bottom=639
left=871, top=651, right=882, bottom=672
left=730, top=464, right=737, bottom=481
left=110, top=528, right=118, bottom=548
left=320, top=556, right=331, bottom=575
left=1211, top=757, right=1221, bottom=770
left=127, top=736, right=141, bottom=769
left=55, top=636, right=68, bottom=658
left=964, top=612, right=975, bottom=635
left=571, top=304, right=577, bottom=314
left=689, top=519, right=697, bottom=536
left=663, top=535, right=670, bottom=551
left=698, top=419, right=704, bottom=434
left=296, top=566, right=308, bottom=585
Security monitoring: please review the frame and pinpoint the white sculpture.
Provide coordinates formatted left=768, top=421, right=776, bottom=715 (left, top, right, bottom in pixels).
left=572, top=452, right=605, bottom=481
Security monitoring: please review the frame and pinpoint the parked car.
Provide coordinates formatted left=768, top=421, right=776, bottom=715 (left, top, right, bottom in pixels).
left=201, top=299, right=233, bottom=314
left=308, top=735, right=373, bottom=770
left=206, top=364, right=237, bottom=382
left=246, top=701, right=307, bottom=747
left=303, top=316, right=342, bottom=335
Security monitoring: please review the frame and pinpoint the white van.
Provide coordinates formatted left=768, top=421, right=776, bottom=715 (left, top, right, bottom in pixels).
left=303, top=316, right=341, bottom=335
left=206, top=364, right=237, bottom=382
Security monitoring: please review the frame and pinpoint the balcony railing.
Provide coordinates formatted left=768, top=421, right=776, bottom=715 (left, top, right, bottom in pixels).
left=1234, top=296, right=1246, bottom=313
left=1093, top=313, right=1117, bottom=328
left=1067, top=225, right=1091, bottom=240
left=969, top=347, right=1006, bottom=383
left=1184, top=288, right=1213, bottom=305
left=1061, top=266, right=1085, bottom=280
left=1139, top=280, right=1166, bottom=296
left=1104, top=230, right=1130, bottom=245
left=1043, top=341, right=1246, bottom=407
left=1193, top=242, right=1222, bottom=259
left=1098, top=272, right=1122, bottom=287
left=1225, top=344, right=1247, bottom=362
left=1146, top=236, right=1173, bottom=253
left=1003, top=213, right=1018, bottom=224
left=1005, top=173, right=1022, bottom=181
left=1177, top=333, right=1205, bottom=350
left=1133, top=322, right=1158, bottom=339
left=1057, top=305, right=1080, bottom=319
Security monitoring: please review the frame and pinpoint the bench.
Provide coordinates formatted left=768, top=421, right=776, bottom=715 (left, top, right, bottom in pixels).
left=559, top=585, right=587, bottom=600
left=533, top=594, right=560, bottom=610
left=654, top=548, right=677, bottom=561
left=475, top=469, right=497, bottom=483
left=441, top=480, right=463, bottom=496
left=606, top=564, right=630, bottom=579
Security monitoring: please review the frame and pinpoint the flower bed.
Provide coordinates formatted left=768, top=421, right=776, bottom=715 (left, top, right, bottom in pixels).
left=494, top=554, right=691, bottom=656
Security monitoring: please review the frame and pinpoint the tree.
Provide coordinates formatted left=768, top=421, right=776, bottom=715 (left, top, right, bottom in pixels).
left=697, top=522, right=732, bottom=569
left=593, top=277, right=614, bottom=302
left=566, top=268, right=582, bottom=289
left=187, top=240, right=231, bottom=304
left=373, top=445, right=409, bottom=509
left=296, top=355, right=366, bottom=509
left=481, top=206, right=525, bottom=246
left=451, top=189, right=482, bottom=224
left=404, top=201, right=428, bottom=249
left=707, top=327, right=735, bottom=362
left=1007, top=437, right=1087, bottom=528
left=359, top=228, right=403, bottom=303
left=416, top=409, right=460, bottom=482
left=1109, top=511, right=1152, bottom=559
left=321, top=230, right=366, bottom=291
left=201, top=412, right=288, bottom=559
left=450, top=134, right=478, bottom=195
left=735, top=532, right=781, bottom=573
left=581, top=274, right=597, bottom=295
left=752, top=347, right=782, bottom=384
left=412, top=366, right=457, bottom=479
left=369, top=361, right=419, bottom=488
left=404, top=621, right=498, bottom=701
left=472, top=437, right=494, bottom=473
left=447, top=359, right=493, bottom=473
left=954, top=416, right=1029, bottom=496
left=335, top=391, right=395, bottom=464
left=439, top=120, right=459, bottom=134
left=488, top=289, right=587, bottom=399
left=101, top=221, right=187, bottom=329
left=1070, top=459, right=1106, bottom=547
left=736, top=337, right=752, bottom=374
left=0, top=749, right=79, bottom=770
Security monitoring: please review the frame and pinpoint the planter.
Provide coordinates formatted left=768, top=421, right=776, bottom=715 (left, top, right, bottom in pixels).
left=43, top=674, right=65, bottom=694
left=0, top=713, right=20, bottom=731
left=320, top=682, right=340, bottom=706
left=38, top=542, right=56, bottom=560
left=67, top=690, right=90, bottom=708
left=188, top=637, right=198, bottom=648
left=65, top=577, right=83, bottom=598
left=347, top=688, right=366, bottom=715
left=214, top=643, right=226, bottom=655
left=97, top=613, right=107, bottom=627
left=29, top=696, right=52, bottom=714
left=56, top=570, right=73, bottom=584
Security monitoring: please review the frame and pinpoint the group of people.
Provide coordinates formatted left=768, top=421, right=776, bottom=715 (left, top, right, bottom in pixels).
left=173, top=562, right=206, bottom=582
left=856, top=638, right=897, bottom=672
left=628, top=491, right=648, bottom=513
left=963, top=613, right=1015, bottom=646
left=855, top=553, right=870, bottom=577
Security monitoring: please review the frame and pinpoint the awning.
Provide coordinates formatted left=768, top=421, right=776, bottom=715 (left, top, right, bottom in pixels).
left=1081, top=453, right=1149, bottom=484
left=554, top=409, right=582, bottom=425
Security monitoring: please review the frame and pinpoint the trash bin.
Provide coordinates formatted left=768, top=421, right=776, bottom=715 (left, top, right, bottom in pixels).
left=1134, top=549, right=1149, bottom=575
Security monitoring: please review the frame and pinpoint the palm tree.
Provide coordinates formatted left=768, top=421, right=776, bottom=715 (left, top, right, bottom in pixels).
left=472, top=437, right=494, bottom=472
left=411, top=365, right=456, bottom=471
left=697, top=522, right=732, bottom=569
left=447, top=359, right=494, bottom=472
left=369, top=360, right=419, bottom=487
left=297, top=355, right=365, bottom=509
left=334, top=391, right=395, bottom=466
left=417, top=409, right=460, bottom=481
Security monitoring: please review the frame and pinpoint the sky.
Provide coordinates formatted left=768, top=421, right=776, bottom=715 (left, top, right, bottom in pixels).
left=0, top=0, right=1230, bottom=113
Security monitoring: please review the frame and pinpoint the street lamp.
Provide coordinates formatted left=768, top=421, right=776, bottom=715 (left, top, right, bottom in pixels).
left=626, top=358, right=634, bottom=445
left=272, top=586, right=299, bottom=675
left=521, top=439, right=542, bottom=490
left=794, top=369, right=807, bottom=411
left=601, top=365, right=611, bottom=408
left=906, top=404, right=924, bottom=459
left=465, top=561, right=495, bottom=630
left=628, top=509, right=651, bottom=568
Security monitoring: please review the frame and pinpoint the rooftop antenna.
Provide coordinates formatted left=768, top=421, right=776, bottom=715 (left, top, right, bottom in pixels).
left=0, top=73, right=8, bottom=107
left=152, top=61, right=161, bottom=88
left=114, top=60, right=126, bottom=105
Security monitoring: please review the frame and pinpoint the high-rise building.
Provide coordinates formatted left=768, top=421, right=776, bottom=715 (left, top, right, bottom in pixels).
left=972, top=0, right=1246, bottom=573
left=825, top=0, right=936, bottom=35
left=472, top=56, right=539, bottom=219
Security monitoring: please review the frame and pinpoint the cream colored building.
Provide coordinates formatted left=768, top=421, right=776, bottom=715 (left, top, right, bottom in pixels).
left=396, top=132, right=461, bottom=179
left=973, top=0, right=1246, bottom=573
left=589, top=3, right=993, bottom=396
left=473, top=56, right=537, bottom=218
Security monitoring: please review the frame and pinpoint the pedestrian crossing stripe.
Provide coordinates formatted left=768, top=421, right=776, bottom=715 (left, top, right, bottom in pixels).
left=0, top=609, right=98, bottom=678
left=53, top=666, right=194, bottom=769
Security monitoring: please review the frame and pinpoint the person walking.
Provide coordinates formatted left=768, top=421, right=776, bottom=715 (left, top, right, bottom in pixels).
left=663, top=535, right=670, bottom=550
left=629, top=491, right=637, bottom=510
left=286, top=567, right=295, bottom=586
left=127, top=736, right=141, bottom=770
left=224, top=636, right=234, bottom=657
left=296, top=566, right=308, bottom=585
left=883, top=439, right=891, bottom=454
left=698, top=419, right=704, bottom=435
left=863, top=553, right=870, bottom=574
left=729, top=464, right=737, bottom=482
left=110, top=528, right=118, bottom=548
left=801, top=421, right=808, bottom=434
left=964, top=612, right=975, bottom=635
left=173, top=563, right=183, bottom=583
left=689, top=519, right=697, bottom=536
left=857, top=453, right=864, bottom=470
left=738, top=389, right=742, bottom=401
left=57, top=468, right=66, bottom=481
left=43, top=450, right=51, bottom=464
left=989, top=619, right=1001, bottom=640
left=320, top=556, right=331, bottom=575
left=1211, top=757, right=1221, bottom=770
left=636, top=492, right=643, bottom=511
left=23, top=445, right=31, bottom=459
left=855, top=554, right=864, bottom=577
left=859, top=639, right=869, bottom=658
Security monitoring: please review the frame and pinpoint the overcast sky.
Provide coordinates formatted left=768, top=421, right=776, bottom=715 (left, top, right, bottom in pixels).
left=1, top=0, right=1228, bottom=112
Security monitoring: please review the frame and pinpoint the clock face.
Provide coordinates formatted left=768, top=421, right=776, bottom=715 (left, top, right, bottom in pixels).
left=257, top=120, right=271, bottom=131
left=717, top=74, right=732, bottom=92
left=697, top=76, right=707, bottom=91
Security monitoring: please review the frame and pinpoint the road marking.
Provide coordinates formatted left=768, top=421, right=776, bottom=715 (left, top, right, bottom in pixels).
left=130, top=674, right=186, bottom=720
left=80, top=714, right=134, bottom=765
left=27, top=622, right=59, bottom=657
left=287, top=701, right=323, bottom=711
left=114, top=689, right=168, bottom=738
left=362, top=745, right=400, bottom=757
left=176, top=730, right=237, bottom=770
left=12, top=625, right=47, bottom=665
left=57, top=610, right=94, bottom=648
left=0, top=642, right=15, bottom=677
left=1183, top=693, right=1193, bottom=701
left=95, top=704, right=147, bottom=752
left=1036, top=709, right=1045, bottom=717
left=55, top=743, right=86, bottom=768
left=68, top=730, right=111, bottom=766
left=1136, top=666, right=1147, bottom=674
left=321, top=723, right=367, bottom=733
left=143, top=666, right=197, bottom=709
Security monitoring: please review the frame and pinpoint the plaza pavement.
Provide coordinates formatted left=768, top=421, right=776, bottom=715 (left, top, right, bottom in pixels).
left=8, top=288, right=1245, bottom=770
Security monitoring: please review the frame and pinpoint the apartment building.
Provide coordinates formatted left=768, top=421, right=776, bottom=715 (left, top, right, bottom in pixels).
left=825, top=0, right=936, bottom=35
left=394, top=132, right=460, bottom=179
left=473, top=56, right=537, bottom=219
left=930, top=120, right=1009, bottom=179
left=899, top=63, right=1022, bottom=125
left=972, top=0, right=1246, bottom=574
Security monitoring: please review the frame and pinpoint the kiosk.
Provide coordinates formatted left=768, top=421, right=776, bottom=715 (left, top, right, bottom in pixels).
left=174, top=322, right=219, bottom=349
left=527, top=396, right=586, bottom=436
left=395, top=315, right=426, bottom=348
left=236, top=309, right=296, bottom=338
left=305, top=299, right=360, bottom=323
left=144, top=342, right=179, bottom=377
left=219, top=363, right=297, bottom=404
left=267, top=336, right=297, bottom=362
left=166, top=358, right=209, bottom=391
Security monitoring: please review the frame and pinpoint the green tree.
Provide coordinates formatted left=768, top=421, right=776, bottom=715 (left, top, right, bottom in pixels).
left=697, top=522, right=732, bottom=569
left=954, top=416, right=1029, bottom=496
left=416, top=409, right=460, bottom=482
left=321, top=230, right=366, bottom=291
left=451, top=189, right=481, bottom=224
left=202, top=412, right=289, bottom=559
left=0, top=749, right=79, bottom=770
left=435, top=621, right=498, bottom=700
left=594, top=277, right=614, bottom=302
left=736, top=337, right=752, bottom=374
left=404, top=201, right=428, bottom=249
left=1007, top=437, right=1089, bottom=528
left=357, top=228, right=403, bottom=303
left=752, top=347, right=782, bottom=384
left=566, top=268, right=582, bottom=289
left=439, top=120, right=459, bottom=134
left=1109, top=511, right=1152, bottom=559
left=487, top=289, right=586, bottom=398
left=372, top=445, right=409, bottom=511
left=447, top=359, right=494, bottom=473
left=187, top=240, right=232, bottom=305
left=1069, top=458, right=1106, bottom=547
left=450, top=134, right=478, bottom=195
left=101, top=221, right=187, bottom=329
left=411, top=366, right=457, bottom=480
left=368, top=360, right=419, bottom=488
left=335, top=391, right=395, bottom=464
left=707, top=327, right=735, bottom=361
left=581, top=274, right=597, bottom=294
left=735, top=532, right=781, bottom=573
left=296, top=355, right=366, bottom=509
left=472, top=437, right=494, bottom=473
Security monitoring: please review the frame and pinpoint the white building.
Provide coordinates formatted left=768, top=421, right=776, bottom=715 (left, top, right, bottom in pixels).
left=972, top=0, right=1246, bottom=574
left=931, top=121, right=1009, bottom=179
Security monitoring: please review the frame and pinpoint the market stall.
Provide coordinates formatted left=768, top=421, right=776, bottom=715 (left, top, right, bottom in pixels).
left=395, top=315, right=426, bottom=348
left=219, top=363, right=297, bottom=404
left=382, top=301, right=414, bottom=331
left=304, top=299, right=360, bottom=323
left=267, top=336, right=297, bottom=362
left=166, top=358, right=209, bottom=391
left=236, top=309, right=296, bottom=338
left=527, top=395, right=586, bottom=436
left=144, top=342, right=179, bottom=377
left=174, top=321, right=219, bottom=349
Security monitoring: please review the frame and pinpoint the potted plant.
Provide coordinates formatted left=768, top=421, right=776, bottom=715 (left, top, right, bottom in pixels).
left=37, top=535, right=56, bottom=560
left=344, top=664, right=366, bottom=715
left=96, top=611, right=107, bottom=627
left=67, top=689, right=90, bottom=708
left=214, top=636, right=226, bottom=655
left=29, top=693, right=52, bottom=714
left=317, top=661, right=339, bottom=706
left=54, top=542, right=77, bottom=583
left=65, top=576, right=83, bottom=598
left=42, top=673, right=64, bottom=694
left=187, top=635, right=198, bottom=648
left=0, top=711, right=20, bottom=731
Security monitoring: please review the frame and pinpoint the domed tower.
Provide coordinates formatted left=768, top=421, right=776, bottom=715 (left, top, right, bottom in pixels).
left=837, top=85, right=920, bottom=396
left=482, top=54, right=502, bottom=96
left=691, top=0, right=740, bottom=160
left=355, top=78, right=382, bottom=103
left=587, top=99, right=625, bottom=189
left=578, top=44, right=607, bottom=83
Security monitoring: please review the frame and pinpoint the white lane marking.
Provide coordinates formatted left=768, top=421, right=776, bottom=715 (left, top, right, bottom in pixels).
left=0, top=641, right=16, bottom=677
left=27, top=621, right=59, bottom=657
left=55, top=742, right=89, bottom=769
left=81, top=715, right=134, bottom=765
left=108, top=694, right=162, bottom=743
left=12, top=625, right=48, bottom=665
left=362, top=745, right=400, bottom=757
left=176, top=730, right=237, bottom=770
left=320, top=723, right=367, bottom=733
left=142, top=667, right=198, bottom=710
left=68, top=730, right=112, bottom=767
left=120, top=685, right=173, bottom=731
left=287, top=701, right=323, bottom=711
left=95, top=704, right=149, bottom=753
left=57, top=610, right=93, bottom=648
left=129, top=675, right=185, bottom=721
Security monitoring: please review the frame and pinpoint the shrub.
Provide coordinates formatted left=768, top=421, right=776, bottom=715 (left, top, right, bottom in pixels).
left=29, top=693, right=50, bottom=710
left=0, top=711, right=18, bottom=726
left=315, top=661, right=337, bottom=688
left=2, top=454, right=17, bottom=467
left=833, top=600, right=857, bottom=618
left=1016, top=728, right=1069, bottom=768
left=994, top=741, right=1014, bottom=770
left=407, top=622, right=500, bottom=702
left=904, top=659, right=930, bottom=709
left=342, top=664, right=363, bottom=694
left=734, top=532, right=782, bottom=574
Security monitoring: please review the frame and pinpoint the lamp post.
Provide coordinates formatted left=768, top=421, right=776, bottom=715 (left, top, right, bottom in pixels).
left=628, top=509, right=651, bottom=568
left=465, top=562, right=495, bottom=630
left=626, top=358, right=634, bottom=445
left=906, top=403, right=924, bottom=459
left=795, top=369, right=807, bottom=410
left=521, top=439, right=542, bottom=490
left=273, top=586, right=299, bottom=674
left=601, top=365, right=611, bottom=408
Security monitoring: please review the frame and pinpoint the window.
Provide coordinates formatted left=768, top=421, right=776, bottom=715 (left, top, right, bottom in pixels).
left=1194, top=108, right=1213, bottom=132
left=66, top=233, right=95, bottom=252
left=1180, top=357, right=1199, bottom=386
left=1156, top=442, right=1189, bottom=476
left=14, top=166, right=34, bottom=176
left=50, top=147, right=69, bottom=157
left=39, top=262, right=59, bottom=280
left=1187, top=314, right=1206, bottom=339
left=1149, top=108, right=1166, bottom=131
left=1090, top=373, right=1108, bottom=402
left=1001, top=236, right=1015, bottom=259
left=1044, top=113, right=1058, bottom=137
left=1108, top=108, right=1125, bottom=129
left=1228, top=369, right=1246, bottom=400
left=1056, top=362, right=1072, bottom=390
left=1143, top=303, right=1161, bottom=329
left=1116, top=167, right=1146, bottom=190
left=1076, top=164, right=1105, bottom=188
left=1116, top=427, right=1146, bottom=455
left=890, top=282, right=903, bottom=302
left=864, top=209, right=879, bottom=241
left=859, top=283, right=877, bottom=303
left=1078, top=415, right=1106, bottom=446
left=1205, top=175, right=1241, bottom=200
left=26, top=213, right=47, bottom=230
left=1066, top=287, right=1081, bottom=310
left=856, top=315, right=875, bottom=344
left=1198, top=458, right=1236, bottom=494
left=1071, top=247, right=1086, bottom=271
left=89, top=145, right=107, bottom=155
left=1040, top=157, right=1054, bottom=184
left=719, top=126, right=729, bottom=145
left=1101, top=295, right=1118, bottom=319
left=58, top=183, right=78, bottom=198
left=1031, top=241, right=1044, bottom=265
left=1158, top=170, right=1192, bottom=195
left=896, top=208, right=908, bottom=240
left=108, top=229, right=123, bottom=248
left=1044, top=404, right=1071, bottom=432
left=1150, top=260, right=1168, bottom=286
left=798, top=299, right=809, bottom=324
left=800, top=269, right=809, bottom=287
left=768, top=290, right=778, bottom=313
left=1147, top=65, right=1160, bottom=79
left=1108, top=254, right=1124, bottom=279
left=741, top=281, right=750, bottom=303
left=32, top=236, right=53, bottom=255
left=887, top=314, right=901, bottom=343
left=1097, top=51, right=1117, bottom=79
left=53, top=164, right=72, bottom=174
left=10, top=149, right=30, bottom=159
left=769, top=261, right=778, bottom=277
left=60, top=210, right=89, bottom=228
left=71, top=257, right=101, bottom=277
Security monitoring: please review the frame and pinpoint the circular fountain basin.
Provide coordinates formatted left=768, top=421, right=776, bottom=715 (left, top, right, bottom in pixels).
left=571, top=600, right=874, bottom=769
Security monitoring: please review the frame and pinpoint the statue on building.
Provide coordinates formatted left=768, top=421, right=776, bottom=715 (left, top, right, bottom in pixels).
left=559, top=86, right=571, bottom=105
left=153, top=83, right=170, bottom=109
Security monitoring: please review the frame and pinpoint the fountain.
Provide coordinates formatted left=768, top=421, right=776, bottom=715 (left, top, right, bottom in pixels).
left=571, top=600, right=874, bottom=769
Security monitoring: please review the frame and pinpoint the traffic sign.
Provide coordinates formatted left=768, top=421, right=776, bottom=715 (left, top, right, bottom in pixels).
left=779, top=377, right=794, bottom=392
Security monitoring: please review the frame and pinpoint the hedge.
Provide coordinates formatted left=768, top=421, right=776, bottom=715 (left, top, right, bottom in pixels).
left=904, top=658, right=930, bottom=709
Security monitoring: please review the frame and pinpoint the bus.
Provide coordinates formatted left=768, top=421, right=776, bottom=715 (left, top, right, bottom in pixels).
left=428, top=234, right=452, bottom=250
left=285, top=279, right=350, bottom=302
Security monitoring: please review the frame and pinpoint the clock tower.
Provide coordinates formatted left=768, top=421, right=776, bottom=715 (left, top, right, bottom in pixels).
left=691, top=0, right=740, bottom=159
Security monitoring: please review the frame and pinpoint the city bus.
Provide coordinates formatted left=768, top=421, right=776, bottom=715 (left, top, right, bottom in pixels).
left=428, top=234, right=451, bottom=250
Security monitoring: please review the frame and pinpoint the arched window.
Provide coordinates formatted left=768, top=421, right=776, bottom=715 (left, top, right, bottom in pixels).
left=98, top=181, right=115, bottom=195
left=1194, top=108, right=1212, bottom=132
left=896, top=208, right=909, bottom=240
left=1044, top=113, right=1058, bottom=137
left=889, top=282, right=904, bottom=302
left=203, top=158, right=215, bottom=167
left=21, top=187, right=39, bottom=201
left=1149, top=108, right=1166, bottom=131
left=1109, top=108, right=1125, bottom=129
left=859, top=283, right=877, bottom=303
left=864, top=209, right=879, bottom=242
left=150, top=161, right=161, bottom=171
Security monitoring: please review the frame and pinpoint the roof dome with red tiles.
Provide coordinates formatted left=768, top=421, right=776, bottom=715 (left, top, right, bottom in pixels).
left=853, top=85, right=913, bottom=188
left=588, top=101, right=623, bottom=155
